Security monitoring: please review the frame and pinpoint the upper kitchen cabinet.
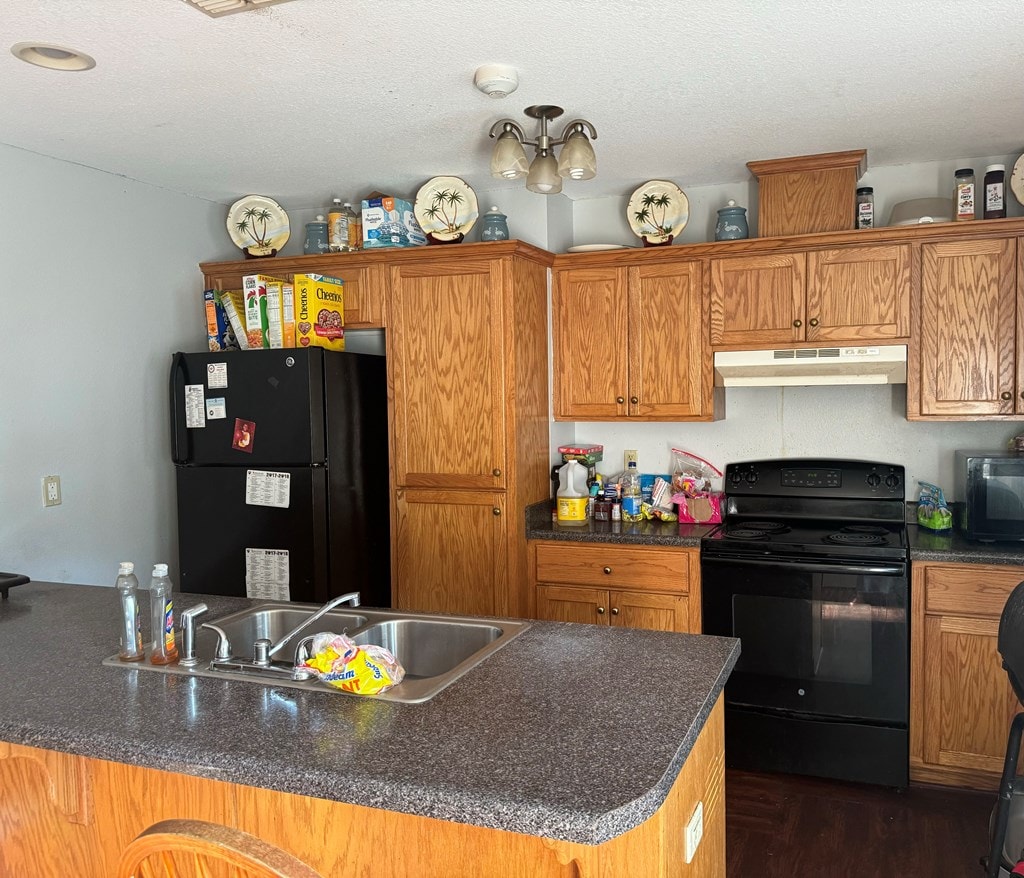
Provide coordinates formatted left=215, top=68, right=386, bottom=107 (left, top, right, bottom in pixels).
left=910, top=236, right=1018, bottom=419
left=708, top=244, right=910, bottom=347
left=200, top=254, right=386, bottom=328
left=552, top=257, right=719, bottom=421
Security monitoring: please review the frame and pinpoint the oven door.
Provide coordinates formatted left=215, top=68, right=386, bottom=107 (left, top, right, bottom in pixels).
left=701, top=553, right=908, bottom=725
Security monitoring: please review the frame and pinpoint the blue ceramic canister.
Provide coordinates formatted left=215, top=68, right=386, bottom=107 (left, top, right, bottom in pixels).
left=303, top=216, right=330, bottom=254
left=480, top=205, right=510, bottom=241
left=715, top=200, right=749, bottom=241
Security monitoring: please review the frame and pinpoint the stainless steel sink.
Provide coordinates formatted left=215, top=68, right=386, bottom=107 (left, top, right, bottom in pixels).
left=103, top=602, right=529, bottom=703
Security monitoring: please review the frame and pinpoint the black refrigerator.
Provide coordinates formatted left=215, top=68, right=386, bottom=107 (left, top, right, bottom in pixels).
left=169, top=341, right=389, bottom=606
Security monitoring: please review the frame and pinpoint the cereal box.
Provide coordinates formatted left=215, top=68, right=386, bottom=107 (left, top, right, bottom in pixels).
left=361, top=196, right=427, bottom=248
left=279, top=281, right=296, bottom=348
left=219, top=289, right=249, bottom=350
left=242, top=274, right=287, bottom=349
left=204, top=289, right=237, bottom=351
left=293, top=273, right=345, bottom=351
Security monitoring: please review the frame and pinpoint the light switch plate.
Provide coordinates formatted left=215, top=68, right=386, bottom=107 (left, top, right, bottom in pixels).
left=42, top=475, right=61, bottom=507
left=684, top=799, right=703, bottom=864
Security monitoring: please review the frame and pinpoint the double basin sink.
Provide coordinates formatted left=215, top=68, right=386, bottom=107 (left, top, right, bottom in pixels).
left=104, top=601, right=530, bottom=703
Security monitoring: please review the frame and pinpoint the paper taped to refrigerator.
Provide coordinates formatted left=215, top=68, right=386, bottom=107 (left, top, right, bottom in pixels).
left=245, top=470, right=291, bottom=508
left=207, top=362, right=228, bottom=389
left=245, top=548, right=289, bottom=600
left=206, top=397, right=226, bottom=419
left=185, top=384, right=205, bottom=428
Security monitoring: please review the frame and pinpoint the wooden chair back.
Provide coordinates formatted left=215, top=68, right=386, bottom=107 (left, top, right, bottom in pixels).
left=117, top=818, right=323, bottom=878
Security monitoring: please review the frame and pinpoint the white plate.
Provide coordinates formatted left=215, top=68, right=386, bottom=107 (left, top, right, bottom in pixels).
left=1011, top=153, right=1024, bottom=207
left=414, top=176, right=479, bottom=242
left=227, top=195, right=290, bottom=256
left=566, top=244, right=629, bottom=252
left=627, top=180, right=689, bottom=243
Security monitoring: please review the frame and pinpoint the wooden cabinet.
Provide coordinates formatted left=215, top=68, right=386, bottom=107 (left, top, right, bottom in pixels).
left=552, top=259, right=717, bottom=421
left=910, top=236, right=1019, bottom=418
left=910, top=561, right=1024, bottom=789
left=201, top=253, right=386, bottom=327
left=531, top=541, right=702, bottom=633
left=709, top=244, right=910, bottom=347
left=387, top=245, right=551, bottom=617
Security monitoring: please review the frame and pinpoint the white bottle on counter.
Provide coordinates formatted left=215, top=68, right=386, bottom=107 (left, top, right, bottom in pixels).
left=116, top=562, right=144, bottom=662
left=556, top=460, right=589, bottom=525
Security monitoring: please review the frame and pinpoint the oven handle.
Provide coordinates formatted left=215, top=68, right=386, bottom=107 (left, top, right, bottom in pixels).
left=702, top=555, right=906, bottom=577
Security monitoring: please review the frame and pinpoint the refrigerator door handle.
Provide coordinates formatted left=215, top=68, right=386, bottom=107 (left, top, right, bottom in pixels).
left=170, top=351, right=190, bottom=464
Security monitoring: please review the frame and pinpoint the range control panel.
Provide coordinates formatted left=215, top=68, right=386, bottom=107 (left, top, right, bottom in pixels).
left=725, top=459, right=904, bottom=499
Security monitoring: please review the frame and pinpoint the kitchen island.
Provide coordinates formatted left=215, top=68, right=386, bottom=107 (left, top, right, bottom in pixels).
left=0, top=582, right=738, bottom=876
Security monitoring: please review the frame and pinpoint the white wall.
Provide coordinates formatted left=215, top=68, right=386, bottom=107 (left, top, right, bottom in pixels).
left=554, top=152, right=1024, bottom=497
left=0, top=144, right=226, bottom=586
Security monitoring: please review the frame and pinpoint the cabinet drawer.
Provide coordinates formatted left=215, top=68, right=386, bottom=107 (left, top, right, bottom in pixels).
left=923, top=563, right=1024, bottom=618
left=534, top=542, right=691, bottom=593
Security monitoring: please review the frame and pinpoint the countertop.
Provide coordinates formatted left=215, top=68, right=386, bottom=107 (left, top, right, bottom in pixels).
left=0, top=582, right=739, bottom=846
left=526, top=501, right=716, bottom=546
left=908, top=524, right=1024, bottom=565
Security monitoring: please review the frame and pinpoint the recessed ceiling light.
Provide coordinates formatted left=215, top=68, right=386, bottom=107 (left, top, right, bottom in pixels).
left=11, top=42, right=95, bottom=71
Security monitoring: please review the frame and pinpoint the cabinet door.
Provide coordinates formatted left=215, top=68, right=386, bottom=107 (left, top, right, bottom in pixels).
left=389, top=259, right=507, bottom=488
left=806, top=244, right=910, bottom=341
left=629, top=261, right=709, bottom=419
left=392, top=489, right=506, bottom=616
left=911, top=562, right=1024, bottom=789
left=709, top=253, right=806, bottom=346
left=536, top=585, right=609, bottom=625
left=330, top=262, right=386, bottom=328
left=611, top=590, right=691, bottom=633
left=552, top=267, right=629, bottom=420
left=918, top=239, right=1017, bottom=416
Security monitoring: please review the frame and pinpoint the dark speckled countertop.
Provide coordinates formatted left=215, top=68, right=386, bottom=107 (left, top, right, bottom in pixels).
left=909, top=525, right=1024, bottom=565
left=525, top=501, right=717, bottom=546
left=0, top=582, right=738, bottom=846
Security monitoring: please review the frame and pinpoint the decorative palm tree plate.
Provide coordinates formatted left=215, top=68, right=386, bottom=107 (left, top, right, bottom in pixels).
left=627, top=180, right=689, bottom=245
left=227, top=195, right=290, bottom=257
left=414, top=176, right=479, bottom=243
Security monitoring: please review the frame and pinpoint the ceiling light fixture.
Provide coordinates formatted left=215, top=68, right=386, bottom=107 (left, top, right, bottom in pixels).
left=10, top=42, right=95, bottom=71
left=487, top=105, right=597, bottom=195
left=182, top=0, right=298, bottom=17
left=473, top=63, right=519, bottom=99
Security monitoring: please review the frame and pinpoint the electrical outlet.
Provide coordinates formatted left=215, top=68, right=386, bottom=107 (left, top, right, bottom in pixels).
left=42, top=475, right=61, bottom=508
left=684, top=800, right=704, bottom=864
left=624, top=449, right=638, bottom=469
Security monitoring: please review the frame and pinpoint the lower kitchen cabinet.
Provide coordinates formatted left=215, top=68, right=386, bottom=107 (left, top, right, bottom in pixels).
left=530, top=541, right=701, bottom=634
left=910, top=561, right=1024, bottom=789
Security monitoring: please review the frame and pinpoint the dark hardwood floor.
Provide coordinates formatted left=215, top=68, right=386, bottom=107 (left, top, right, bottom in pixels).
left=726, top=770, right=995, bottom=877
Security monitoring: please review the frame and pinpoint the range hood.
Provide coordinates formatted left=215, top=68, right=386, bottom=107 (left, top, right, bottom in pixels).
left=714, top=345, right=907, bottom=387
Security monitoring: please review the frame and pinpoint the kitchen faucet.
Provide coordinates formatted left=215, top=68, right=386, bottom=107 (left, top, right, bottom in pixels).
left=265, top=591, right=362, bottom=662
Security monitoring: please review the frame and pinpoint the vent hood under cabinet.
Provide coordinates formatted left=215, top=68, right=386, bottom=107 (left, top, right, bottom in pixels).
left=713, top=345, right=907, bottom=387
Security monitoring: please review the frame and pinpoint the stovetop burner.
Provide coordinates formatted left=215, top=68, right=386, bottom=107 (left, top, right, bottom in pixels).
left=825, top=531, right=887, bottom=546
left=723, top=529, right=771, bottom=541
left=734, top=521, right=791, bottom=534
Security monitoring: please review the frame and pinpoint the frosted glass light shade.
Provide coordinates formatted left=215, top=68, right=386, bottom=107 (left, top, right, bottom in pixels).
left=557, top=131, right=597, bottom=180
left=490, top=131, right=529, bottom=179
left=526, top=152, right=562, bottom=194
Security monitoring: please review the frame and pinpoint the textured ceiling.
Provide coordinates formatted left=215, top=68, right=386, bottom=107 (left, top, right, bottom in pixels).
left=2, top=0, right=1022, bottom=210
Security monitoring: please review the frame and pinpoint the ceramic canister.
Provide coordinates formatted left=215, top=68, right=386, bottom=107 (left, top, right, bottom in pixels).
left=715, top=201, right=749, bottom=241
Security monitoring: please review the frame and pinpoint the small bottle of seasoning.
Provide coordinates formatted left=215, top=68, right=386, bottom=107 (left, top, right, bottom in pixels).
left=855, top=187, right=874, bottom=229
left=954, top=168, right=976, bottom=221
left=984, top=164, right=1006, bottom=219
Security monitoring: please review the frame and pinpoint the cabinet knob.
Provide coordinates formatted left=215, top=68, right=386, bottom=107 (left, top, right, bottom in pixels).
left=792, top=319, right=803, bottom=328
left=492, top=468, right=502, bottom=477
left=616, top=396, right=625, bottom=404
left=808, top=318, right=819, bottom=327
left=611, top=607, right=620, bottom=616
left=603, top=566, right=612, bottom=575
left=597, top=606, right=606, bottom=615
left=1002, top=392, right=1013, bottom=401
left=630, top=396, right=639, bottom=405
left=492, top=507, right=501, bottom=516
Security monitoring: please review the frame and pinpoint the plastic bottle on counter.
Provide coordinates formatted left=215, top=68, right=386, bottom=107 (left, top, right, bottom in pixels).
left=148, top=563, right=179, bottom=665
left=116, top=562, right=144, bottom=662
left=344, top=202, right=362, bottom=251
left=954, top=169, right=976, bottom=221
left=621, top=461, right=643, bottom=521
left=984, top=164, right=1006, bottom=219
left=327, top=197, right=347, bottom=252
left=556, top=459, right=589, bottom=525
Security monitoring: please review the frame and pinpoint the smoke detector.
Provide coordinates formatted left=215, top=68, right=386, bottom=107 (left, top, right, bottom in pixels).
left=474, top=64, right=519, bottom=99
left=182, top=0, right=298, bottom=17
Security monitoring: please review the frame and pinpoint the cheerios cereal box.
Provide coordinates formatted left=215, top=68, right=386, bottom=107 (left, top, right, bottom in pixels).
left=293, top=273, right=345, bottom=351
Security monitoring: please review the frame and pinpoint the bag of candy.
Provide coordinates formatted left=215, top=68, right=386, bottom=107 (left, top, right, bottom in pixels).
left=669, top=448, right=724, bottom=524
left=299, top=632, right=405, bottom=695
left=917, top=481, right=952, bottom=532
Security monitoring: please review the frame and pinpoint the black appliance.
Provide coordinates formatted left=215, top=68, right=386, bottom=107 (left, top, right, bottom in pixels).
left=169, top=345, right=389, bottom=606
left=701, top=458, right=909, bottom=788
left=955, top=450, right=1024, bottom=542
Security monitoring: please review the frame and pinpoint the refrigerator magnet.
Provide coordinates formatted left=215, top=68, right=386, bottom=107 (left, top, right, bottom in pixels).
left=232, top=418, right=256, bottom=453
left=207, top=362, right=228, bottom=389
left=185, top=384, right=206, bottom=429
left=206, top=397, right=226, bottom=420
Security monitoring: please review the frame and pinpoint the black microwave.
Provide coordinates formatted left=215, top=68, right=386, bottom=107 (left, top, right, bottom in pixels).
left=955, top=450, right=1024, bottom=541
